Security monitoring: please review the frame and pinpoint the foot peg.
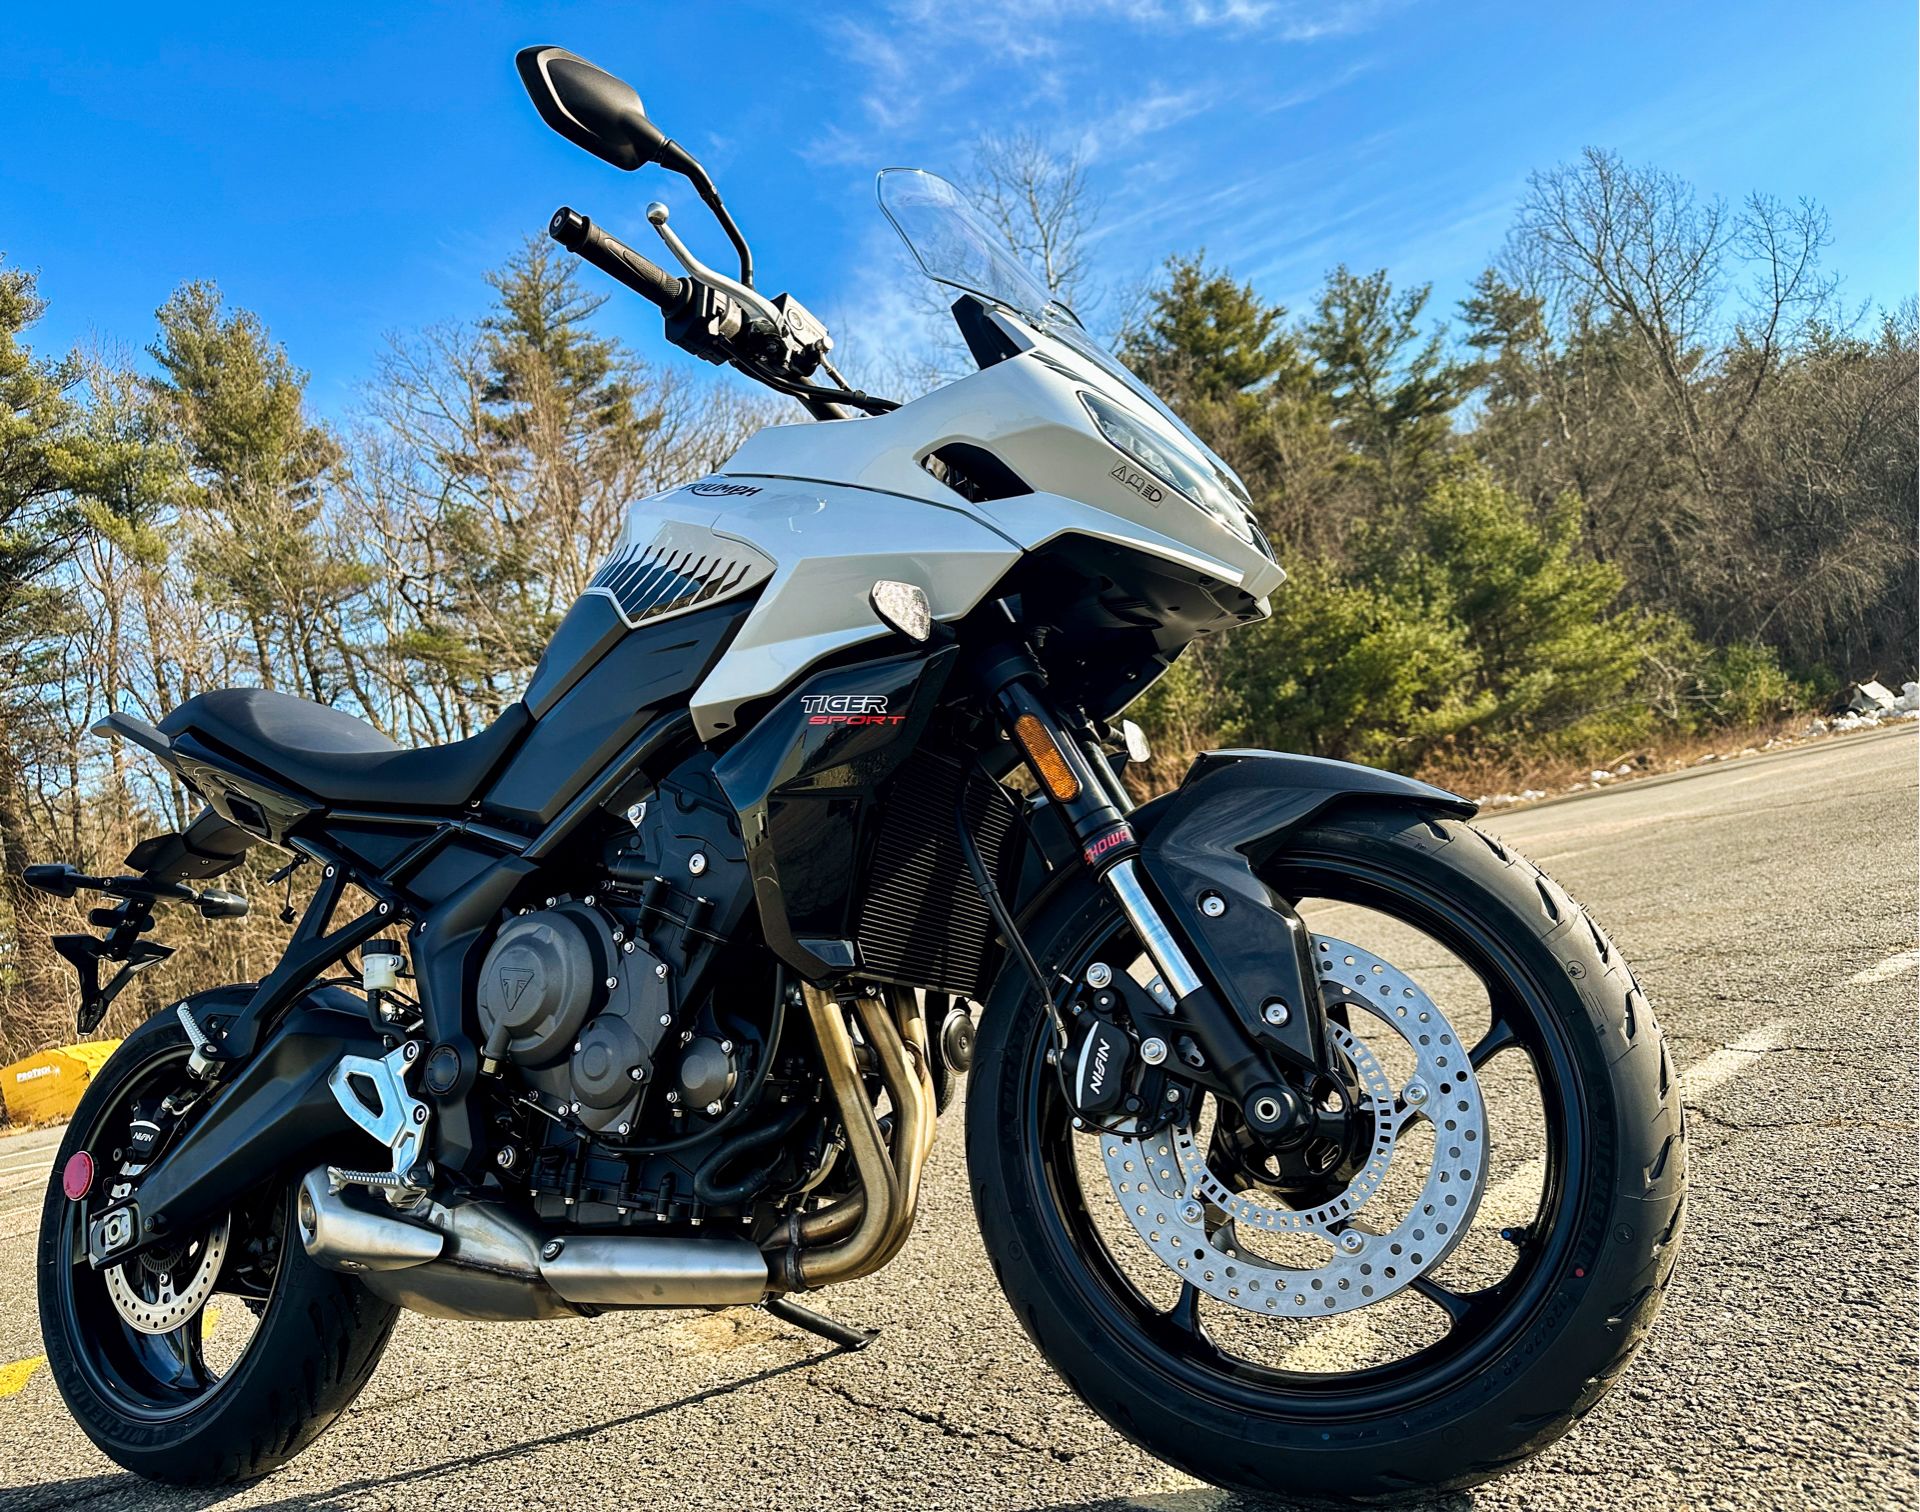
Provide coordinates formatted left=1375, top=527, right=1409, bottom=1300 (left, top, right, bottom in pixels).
left=763, top=1295, right=878, bottom=1351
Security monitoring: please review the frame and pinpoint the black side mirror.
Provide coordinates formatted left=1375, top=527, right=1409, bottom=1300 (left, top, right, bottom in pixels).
left=515, top=45, right=671, bottom=172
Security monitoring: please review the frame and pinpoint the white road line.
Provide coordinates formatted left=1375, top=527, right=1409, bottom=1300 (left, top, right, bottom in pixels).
left=1845, top=950, right=1920, bottom=987
left=1680, top=1020, right=1787, bottom=1100
left=1274, top=1024, right=1784, bottom=1372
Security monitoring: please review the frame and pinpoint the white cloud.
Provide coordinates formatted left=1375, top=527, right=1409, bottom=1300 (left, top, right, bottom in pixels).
left=819, top=0, right=1397, bottom=134
left=801, top=0, right=1406, bottom=358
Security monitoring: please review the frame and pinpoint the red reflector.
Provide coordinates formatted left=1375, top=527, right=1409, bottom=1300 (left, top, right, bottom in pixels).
left=61, top=1151, right=94, bottom=1202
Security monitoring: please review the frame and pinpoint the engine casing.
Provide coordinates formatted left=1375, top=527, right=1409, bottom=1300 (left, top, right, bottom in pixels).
left=476, top=901, right=673, bottom=1136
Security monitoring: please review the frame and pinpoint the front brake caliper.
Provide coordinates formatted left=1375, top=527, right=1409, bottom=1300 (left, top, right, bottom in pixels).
left=1063, top=966, right=1175, bottom=1131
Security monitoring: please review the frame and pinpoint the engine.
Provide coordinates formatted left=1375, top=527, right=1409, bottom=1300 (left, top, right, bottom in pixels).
left=475, top=902, right=670, bottom=1138
left=472, top=756, right=840, bottom=1234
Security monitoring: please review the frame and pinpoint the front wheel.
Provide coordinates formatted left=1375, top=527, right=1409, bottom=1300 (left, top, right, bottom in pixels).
left=37, top=996, right=400, bottom=1486
left=968, top=804, right=1685, bottom=1501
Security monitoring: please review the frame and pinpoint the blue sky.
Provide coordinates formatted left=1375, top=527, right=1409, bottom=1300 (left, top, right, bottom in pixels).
left=3, top=1, right=1912, bottom=414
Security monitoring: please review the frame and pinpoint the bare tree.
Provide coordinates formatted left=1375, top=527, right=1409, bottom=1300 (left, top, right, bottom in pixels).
left=1515, top=147, right=1833, bottom=495
left=963, top=132, right=1101, bottom=312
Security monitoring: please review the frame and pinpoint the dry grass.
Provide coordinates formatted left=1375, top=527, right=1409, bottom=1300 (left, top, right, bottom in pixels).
left=1412, top=710, right=1912, bottom=807
left=1122, top=708, right=1892, bottom=813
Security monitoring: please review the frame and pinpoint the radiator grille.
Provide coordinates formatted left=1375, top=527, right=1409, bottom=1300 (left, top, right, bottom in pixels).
left=587, top=544, right=757, bottom=628
left=855, top=751, right=1017, bottom=999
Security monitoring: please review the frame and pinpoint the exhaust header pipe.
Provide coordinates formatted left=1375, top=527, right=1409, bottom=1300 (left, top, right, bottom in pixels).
left=297, top=1168, right=770, bottom=1319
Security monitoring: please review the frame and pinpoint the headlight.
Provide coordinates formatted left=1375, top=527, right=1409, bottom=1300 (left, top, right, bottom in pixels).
left=1079, top=389, right=1255, bottom=544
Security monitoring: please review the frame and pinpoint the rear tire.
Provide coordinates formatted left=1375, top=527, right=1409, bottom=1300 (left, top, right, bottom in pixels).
left=38, top=1001, right=401, bottom=1486
left=967, top=804, right=1685, bottom=1500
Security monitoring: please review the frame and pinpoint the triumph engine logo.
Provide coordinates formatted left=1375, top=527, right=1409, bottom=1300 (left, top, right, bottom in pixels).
left=802, top=694, right=905, bottom=727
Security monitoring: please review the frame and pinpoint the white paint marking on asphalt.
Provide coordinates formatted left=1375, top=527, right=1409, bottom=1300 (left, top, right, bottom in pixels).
left=1680, top=1020, right=1787, bottom=1100
left=1845, top=950, right=1920, bottom=987
left=1275, top=1025, right=1785, bottom=1372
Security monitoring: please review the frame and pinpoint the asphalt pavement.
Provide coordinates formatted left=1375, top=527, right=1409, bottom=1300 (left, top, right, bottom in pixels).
left=1, top=726, right=1914, bottom=1511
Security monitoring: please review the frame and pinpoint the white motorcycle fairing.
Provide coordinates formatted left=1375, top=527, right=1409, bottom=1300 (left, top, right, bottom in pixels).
left=593, top=319, right=1287, bottom=741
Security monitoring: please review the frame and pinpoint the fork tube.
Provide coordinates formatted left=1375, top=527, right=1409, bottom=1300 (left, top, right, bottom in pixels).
left=1103, top=857, right=1202, bottom=1000
left=979, top=644, right=1201, bottom=993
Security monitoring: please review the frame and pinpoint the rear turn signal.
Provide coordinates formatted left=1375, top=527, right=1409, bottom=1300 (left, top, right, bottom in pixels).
left=1014, top=714, right=1082, bottom=801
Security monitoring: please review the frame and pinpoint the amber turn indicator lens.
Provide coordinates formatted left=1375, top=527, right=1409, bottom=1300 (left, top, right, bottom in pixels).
left=1014, top=713, right=1082, bottom=801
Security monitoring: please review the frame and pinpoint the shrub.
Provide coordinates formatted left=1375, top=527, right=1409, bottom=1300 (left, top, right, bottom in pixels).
left=1693, top=640, right=1810, bottom=727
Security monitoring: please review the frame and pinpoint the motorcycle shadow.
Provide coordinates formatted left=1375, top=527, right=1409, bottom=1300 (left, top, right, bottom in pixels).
left=10, top=1354, right=828, bottom=1512
left=1031, top=1493, right=1477, bottom=1512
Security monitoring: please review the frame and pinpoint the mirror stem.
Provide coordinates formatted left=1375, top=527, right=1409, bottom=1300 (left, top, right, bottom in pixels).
left=680, top=160, right=754, bottom=288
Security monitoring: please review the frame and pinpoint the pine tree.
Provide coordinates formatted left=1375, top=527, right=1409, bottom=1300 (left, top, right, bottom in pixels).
left=146, top=282, right=362, bottom=702
left=0, top=264, right=104, bottom=1025
left=1120, top=256, right=1340, bottom=551
left=358, top=238, right=671, bottom=730
left=1305, top=266, right=1464, bottom=507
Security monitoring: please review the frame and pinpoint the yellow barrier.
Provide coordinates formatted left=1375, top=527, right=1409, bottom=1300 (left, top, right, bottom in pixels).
left=1, top=1040, right=122, bottom=1127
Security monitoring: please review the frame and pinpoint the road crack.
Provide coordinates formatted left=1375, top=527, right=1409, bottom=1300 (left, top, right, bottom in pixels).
left=813, top=1375, right=1079, bottom=1461
left=1683, top=1105, right=1918, bottom=1133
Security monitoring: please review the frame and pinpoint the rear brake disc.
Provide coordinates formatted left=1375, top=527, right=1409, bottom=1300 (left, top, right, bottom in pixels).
left=104, top=1213, right=231, bottom=1335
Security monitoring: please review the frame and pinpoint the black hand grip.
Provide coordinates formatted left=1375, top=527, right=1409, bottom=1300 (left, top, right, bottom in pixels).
left=549, top=207, right=689, bottom=313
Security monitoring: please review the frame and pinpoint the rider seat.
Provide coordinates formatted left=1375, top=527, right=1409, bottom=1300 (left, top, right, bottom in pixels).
left=159, top=688, right=531, bottom=809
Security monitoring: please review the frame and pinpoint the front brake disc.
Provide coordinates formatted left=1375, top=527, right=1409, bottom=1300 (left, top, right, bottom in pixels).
left=1099, top=936, right=1489, bottom=1318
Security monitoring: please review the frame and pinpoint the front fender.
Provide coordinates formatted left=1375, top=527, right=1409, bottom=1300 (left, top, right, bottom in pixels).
left=1133, top=749, right=1475, bottom=856
left=1132, top=750, right=1473, bottom=1071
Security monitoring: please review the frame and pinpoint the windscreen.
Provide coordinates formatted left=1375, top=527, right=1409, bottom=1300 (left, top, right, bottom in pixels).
left=876, top=166, right=1255, bottom=516
left=876, top=169, right=1056, bottom=325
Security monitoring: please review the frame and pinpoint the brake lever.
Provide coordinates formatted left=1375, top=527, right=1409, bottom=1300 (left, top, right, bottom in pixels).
left=647, top=202, right=786, bottom=334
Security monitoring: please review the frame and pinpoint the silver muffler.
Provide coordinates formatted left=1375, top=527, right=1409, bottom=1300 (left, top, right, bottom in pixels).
left=297, top=1167, right=771, bottom=1320
left=297, top=1169, right=443, bottom=1271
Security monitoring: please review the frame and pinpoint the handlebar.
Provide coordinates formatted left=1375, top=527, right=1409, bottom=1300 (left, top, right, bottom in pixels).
left=548, top=207, right=689, bottom=313
left=547, top=203, right=898, bottom=419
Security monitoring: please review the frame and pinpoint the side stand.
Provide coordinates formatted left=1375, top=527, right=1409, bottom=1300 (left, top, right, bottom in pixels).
left=762, top=1295, right=879, bottom=1352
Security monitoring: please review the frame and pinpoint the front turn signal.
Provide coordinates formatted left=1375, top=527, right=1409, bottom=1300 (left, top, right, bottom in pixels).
left=1014, top=714, right=1082, bottom=801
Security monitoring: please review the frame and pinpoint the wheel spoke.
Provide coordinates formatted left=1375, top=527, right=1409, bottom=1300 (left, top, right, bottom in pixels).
left=1468, top=1013, right=1521, bottom=1070
left=184, top=1308, right=212, bottom=1388
left=1165, top=1281, right=1208, bottom=1342
left=1410, top=1273, right=1489, bottom=1329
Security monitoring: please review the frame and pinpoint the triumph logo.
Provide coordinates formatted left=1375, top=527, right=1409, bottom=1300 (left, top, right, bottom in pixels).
left=687, top=480, right=762, bottom=497
left=802, top=694, right=904, bottom=727
left=498, top=967, right=535, bottom=1011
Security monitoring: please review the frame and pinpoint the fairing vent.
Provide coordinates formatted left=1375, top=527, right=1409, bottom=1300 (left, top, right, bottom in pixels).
left=855, top=751, right=1018, bottom=1000
left=919, top=443, right=1032, bottom=505
left=587, top=545, right=758, bottom=629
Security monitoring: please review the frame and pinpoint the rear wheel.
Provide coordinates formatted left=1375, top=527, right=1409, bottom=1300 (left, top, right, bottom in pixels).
left=968, top=804, right=1685, bottom=1500
left=37, top=998, right=400, bottom=1486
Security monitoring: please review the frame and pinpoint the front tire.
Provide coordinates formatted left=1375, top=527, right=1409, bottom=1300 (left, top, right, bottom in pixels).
left=37, top=999, right=401, bottom=1486
left=967, top=803, right=1685, bottom=1501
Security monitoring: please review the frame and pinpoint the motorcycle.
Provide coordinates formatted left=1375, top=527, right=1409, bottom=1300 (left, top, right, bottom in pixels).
left=29, top=45, right=1685, bottom=1501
